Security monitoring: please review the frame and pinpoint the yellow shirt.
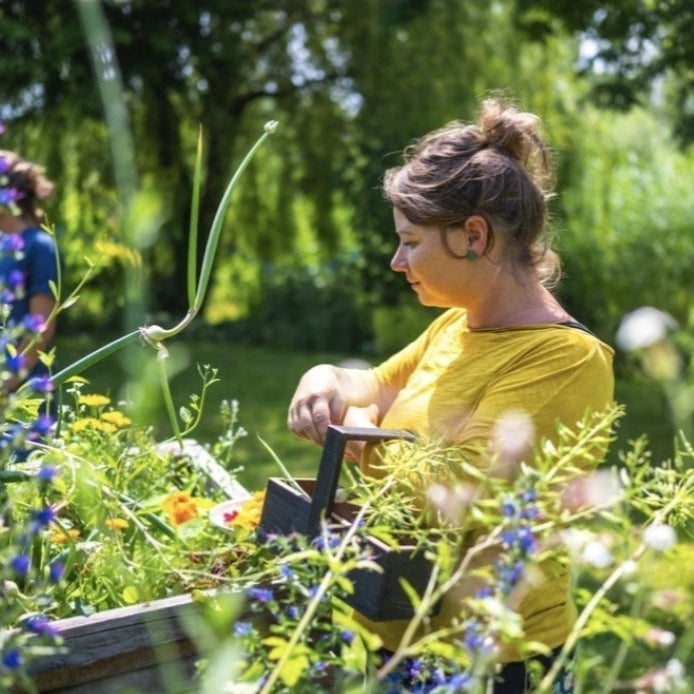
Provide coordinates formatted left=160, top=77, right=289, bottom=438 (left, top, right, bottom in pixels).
left=355, top=308, right=615, bottom=660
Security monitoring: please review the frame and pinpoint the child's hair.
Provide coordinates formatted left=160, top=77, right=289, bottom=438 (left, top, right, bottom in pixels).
left=0, top=150, right=55, bottom=224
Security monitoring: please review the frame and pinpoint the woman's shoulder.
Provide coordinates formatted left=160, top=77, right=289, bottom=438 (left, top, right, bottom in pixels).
left=21, top=227, right=56, bottom=251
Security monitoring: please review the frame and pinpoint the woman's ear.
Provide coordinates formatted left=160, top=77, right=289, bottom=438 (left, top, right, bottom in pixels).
left=462, top=215, right=489, bottom=256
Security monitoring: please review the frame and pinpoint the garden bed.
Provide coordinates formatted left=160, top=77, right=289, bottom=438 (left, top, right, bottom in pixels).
left=28, top=592, right=206, bottom=694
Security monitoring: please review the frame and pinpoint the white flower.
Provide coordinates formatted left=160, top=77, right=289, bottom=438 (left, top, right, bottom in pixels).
left=643, top=524, right=677, bottom=552
left=581, top=540, right=614, bottom=568
left=492, top=410, right=535, bottom=461
left=615, top=306, right=677, bottom=352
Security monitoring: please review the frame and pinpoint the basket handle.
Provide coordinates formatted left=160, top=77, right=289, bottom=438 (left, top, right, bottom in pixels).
left=307, top=424, right=415, bottom=535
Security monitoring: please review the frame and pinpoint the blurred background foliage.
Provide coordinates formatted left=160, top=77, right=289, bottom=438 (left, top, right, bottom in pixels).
left=0, top=0, right=692, bottom=467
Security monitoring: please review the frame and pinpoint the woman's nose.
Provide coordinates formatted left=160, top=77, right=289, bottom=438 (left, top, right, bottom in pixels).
left=390, top=246, right=407, bottom=272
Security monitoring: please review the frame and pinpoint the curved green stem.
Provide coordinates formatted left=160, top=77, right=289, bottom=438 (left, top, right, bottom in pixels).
left=156, top=345, right=182, bottom=445
left=45, top=330, right=141, bottom=388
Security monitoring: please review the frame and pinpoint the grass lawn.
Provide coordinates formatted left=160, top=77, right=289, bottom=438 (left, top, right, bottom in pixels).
left=55, top=335, right=677, bottom=492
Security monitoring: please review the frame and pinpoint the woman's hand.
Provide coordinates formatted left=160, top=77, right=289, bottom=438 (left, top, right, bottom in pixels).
left=287, top=364, right=348, bottom=446
left=287, top=363, right=383, bottom=447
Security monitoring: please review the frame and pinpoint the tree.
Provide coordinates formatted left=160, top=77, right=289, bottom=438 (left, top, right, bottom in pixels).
left=514, top=0, right=694, bottom=144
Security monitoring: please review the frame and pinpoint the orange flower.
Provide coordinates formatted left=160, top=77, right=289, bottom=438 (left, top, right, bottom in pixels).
left=163, top=491, right=199, bottom=526
left=50, top=528, right=80, bottom=544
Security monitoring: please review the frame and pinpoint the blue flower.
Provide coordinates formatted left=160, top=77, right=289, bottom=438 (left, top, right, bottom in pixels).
left=501, top=500, right=516, bottom=518
left=22, top=615, right=58, bottom=637
left=247, top=587, right=274, bottom=603
left=48, top=561, right=64, bottom=583
left=233, top=621, right=254, bottom=637
left=285, top=605, right=301, bottom=619
left=22, top=313, right=46, bottom=333
left=30, top=505, right=56, bottom=532
left=29, top=414, right=55, bottom=439
left=27, top=375, right=54, bottom=393
left=7, top=269, right=24, bottom=289
left=341, top=629, right=354, bottom=644
left=0, top=187, right=19, bottom=207
left=279, top=564, right=294, bottom=580
left=11, top=554, right=31, bottom=577
left=36, top=465, right=59, bottom=482
left=1, top=647, right=23, bottom=669
left=0, top=233, right=23, bottom=253
left=4, top=351, right=25, bottom=374
left=463, top=621, right=485, bottom=652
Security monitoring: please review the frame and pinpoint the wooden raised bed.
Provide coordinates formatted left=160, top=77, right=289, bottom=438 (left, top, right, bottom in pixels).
left=28, top=439, right=250, bottom=694
left=28, top=592, right=206, bottom=694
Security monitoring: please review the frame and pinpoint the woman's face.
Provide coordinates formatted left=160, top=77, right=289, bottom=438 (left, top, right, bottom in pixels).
left=390, top=208, right=481, bottom=308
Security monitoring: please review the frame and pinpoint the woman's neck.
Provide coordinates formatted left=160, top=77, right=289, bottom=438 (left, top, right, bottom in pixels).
left=466, top=277, right=570, bottom=330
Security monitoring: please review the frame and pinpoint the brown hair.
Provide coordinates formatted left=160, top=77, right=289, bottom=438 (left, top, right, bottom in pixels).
left=0, top=150, right=55, bottom=224
left=382, top=99, right=560, bottom=287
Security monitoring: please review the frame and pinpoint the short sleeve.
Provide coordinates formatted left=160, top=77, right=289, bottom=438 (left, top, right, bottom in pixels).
left=25, top=230, right=58, bottom=297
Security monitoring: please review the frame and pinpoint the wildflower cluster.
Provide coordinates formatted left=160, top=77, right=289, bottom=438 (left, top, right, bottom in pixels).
left=0, top=148, right=20, bottom=216
left=1, top=465, right=63, bottom=690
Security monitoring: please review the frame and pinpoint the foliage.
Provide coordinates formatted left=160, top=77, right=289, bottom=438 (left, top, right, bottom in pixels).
left=243, top=255, right=372, bottom=352
left=515, top=0, right=694, bottom=144
left=552, top=106, right=694, bottom=348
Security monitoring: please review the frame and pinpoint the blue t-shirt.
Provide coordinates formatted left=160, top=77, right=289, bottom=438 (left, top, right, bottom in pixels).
left=0, top=227, right=59, bottom=377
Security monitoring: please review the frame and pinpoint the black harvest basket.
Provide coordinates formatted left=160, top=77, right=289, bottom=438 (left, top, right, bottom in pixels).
left=259, top=425, right=439, bottom=621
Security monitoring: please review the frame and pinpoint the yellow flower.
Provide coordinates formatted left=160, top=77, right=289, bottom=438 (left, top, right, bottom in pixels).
left=105, top=518, right=129, bottom=530
left=79, top=394, right=111, bottom=408
left=227, top=491, right=265, bottom=531
left=70, top=417, right=117, bottom=434
left=50, top=528, right=80, bottom=544
left=100, top=411, right=132, bottom=428
left=163, top=490, right=198, bottom=526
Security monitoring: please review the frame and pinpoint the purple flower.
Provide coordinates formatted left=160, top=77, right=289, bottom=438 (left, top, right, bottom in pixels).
left=30, top=414, right=55, bottom=438
left=21, top=615, right=58, bottom=637
left=11, top=554, right=31, bottom=577
left=341, top=629, right=354, bottom=644
left=0, top=234, right=23, bottom=254
left=22, top=313, right=47, bottom=333
left=247, top=587, right=274, bottom=603
left=28, top=375, right=54, bottom=393
left=1, top=648, right=22, bottom=669
left=0, top=187, right=19, bottom=206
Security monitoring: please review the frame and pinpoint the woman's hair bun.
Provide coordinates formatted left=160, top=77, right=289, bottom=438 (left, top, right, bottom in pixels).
left=478, top=98, right=551, bottom=184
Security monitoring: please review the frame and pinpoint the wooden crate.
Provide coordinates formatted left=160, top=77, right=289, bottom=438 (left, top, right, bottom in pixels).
left=259, top=425, right=439, bottom=621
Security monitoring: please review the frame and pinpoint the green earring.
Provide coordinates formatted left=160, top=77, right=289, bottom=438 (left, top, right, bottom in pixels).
left=465, top=250, right=478, bottom=261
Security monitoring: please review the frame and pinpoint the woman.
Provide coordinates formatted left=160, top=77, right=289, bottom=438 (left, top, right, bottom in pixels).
left=0, top=150, right=58, bottom=394
left=287, top=99, right=614, bottom=692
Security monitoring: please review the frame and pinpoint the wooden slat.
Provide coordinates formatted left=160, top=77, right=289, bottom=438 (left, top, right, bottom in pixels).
left=29, top=593, right=204, bottom=693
